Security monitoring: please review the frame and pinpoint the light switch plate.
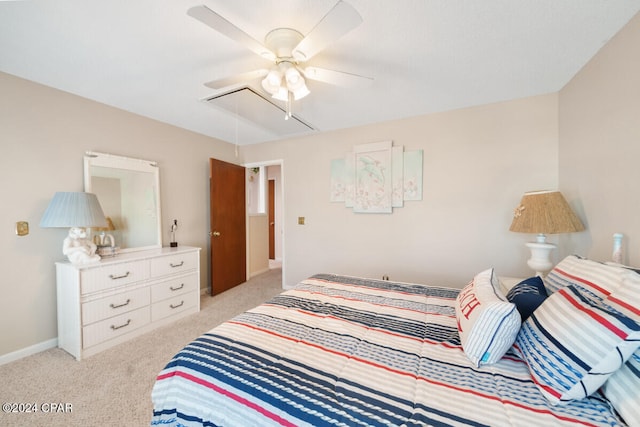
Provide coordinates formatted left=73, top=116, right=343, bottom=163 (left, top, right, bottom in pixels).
left=298, top=217, right=305, bottom=225
left=16, top=221, right=29, bottom=236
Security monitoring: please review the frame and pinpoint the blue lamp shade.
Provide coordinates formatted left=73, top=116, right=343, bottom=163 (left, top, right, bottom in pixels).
left=40, top=192, right=108, bottom=228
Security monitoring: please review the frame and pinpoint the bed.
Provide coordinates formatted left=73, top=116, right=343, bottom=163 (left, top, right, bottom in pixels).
left=151, top=256, right=640, bottom=426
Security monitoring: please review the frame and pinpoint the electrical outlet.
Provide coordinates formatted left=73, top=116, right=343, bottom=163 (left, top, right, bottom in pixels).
left=298, top=217, right=305, bottom=225
left=382, top=275, right=389, bottom=281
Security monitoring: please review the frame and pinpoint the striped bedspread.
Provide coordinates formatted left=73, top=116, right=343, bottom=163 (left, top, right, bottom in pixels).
left=151, top=274, right=623, bottom=426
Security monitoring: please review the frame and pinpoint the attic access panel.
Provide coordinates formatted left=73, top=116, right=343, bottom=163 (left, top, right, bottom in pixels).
left=204, top=87, right=314, bottom=136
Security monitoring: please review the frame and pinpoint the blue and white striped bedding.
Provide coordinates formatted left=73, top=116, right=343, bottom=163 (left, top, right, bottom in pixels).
left=151, top=274, right=624, bottom=426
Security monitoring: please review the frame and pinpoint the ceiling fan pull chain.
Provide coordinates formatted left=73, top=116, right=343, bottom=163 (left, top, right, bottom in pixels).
left=285, top=91, right=293, bottom=120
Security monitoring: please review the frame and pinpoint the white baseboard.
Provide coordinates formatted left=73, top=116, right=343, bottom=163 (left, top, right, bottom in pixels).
left=0, top=338, right=58, bottom=366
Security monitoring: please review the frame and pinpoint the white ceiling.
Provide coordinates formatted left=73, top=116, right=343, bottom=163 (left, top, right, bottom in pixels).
left=1, top=1, right=639, bottom=145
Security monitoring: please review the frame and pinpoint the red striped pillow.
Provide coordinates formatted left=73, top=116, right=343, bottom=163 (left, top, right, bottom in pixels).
left=514, top=278, right=640, bottom=405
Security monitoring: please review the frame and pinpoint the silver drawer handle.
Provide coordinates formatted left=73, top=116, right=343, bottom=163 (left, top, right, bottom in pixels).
left=109, top=271, right=131, bottom=280
left=170, top=301, right=184, bottom=309
left=170, top=283, right=185, bottom=291
left=110, top=319, right=131, bottom=330
left=170, top=261, right=184, bottom=268
left=110, top=299, right=131, bottom=309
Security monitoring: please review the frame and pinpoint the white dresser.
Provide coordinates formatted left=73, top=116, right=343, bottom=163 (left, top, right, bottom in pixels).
left=56, top=246, right=201, bottom=360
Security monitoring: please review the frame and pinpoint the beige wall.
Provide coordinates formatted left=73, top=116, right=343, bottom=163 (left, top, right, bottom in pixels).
left=559, top=12, right=640, bottom=265
left=248, top=214, right=270, bottom=276
left=242, top=94, right=561, bottom=289
left=0, top=72, right=237, bottom=358
left=267, top=165, right=283, bottom=262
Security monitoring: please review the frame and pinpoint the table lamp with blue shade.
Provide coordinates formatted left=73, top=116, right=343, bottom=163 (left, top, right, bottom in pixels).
left=40, top=192, right=108, bottom=265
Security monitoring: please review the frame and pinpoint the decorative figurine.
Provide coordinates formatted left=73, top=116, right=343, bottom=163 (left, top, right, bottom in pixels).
left=63, top=227, right=101, bottom=264
left=170, top=219, right=178, bottom=247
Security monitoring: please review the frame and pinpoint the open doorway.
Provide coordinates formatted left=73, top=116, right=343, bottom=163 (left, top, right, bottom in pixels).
left=245, top=160, right=284, bottom=288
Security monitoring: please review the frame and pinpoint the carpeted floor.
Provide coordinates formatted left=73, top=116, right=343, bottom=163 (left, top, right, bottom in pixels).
left=0, top=268, right=283, bottom=427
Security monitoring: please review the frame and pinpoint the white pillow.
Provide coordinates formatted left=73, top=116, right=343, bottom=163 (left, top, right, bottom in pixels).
left=455, top=268, right=521, bottom=367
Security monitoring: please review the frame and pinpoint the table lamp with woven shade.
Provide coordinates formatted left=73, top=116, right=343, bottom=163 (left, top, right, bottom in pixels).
left=509, top=190, right=584, bottom=276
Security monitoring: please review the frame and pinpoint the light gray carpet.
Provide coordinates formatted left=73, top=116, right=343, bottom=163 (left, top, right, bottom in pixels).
left=0, top=268, right=283, bottom=427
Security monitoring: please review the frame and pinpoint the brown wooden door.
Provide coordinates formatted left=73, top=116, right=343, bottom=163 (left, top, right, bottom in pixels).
left=210, top=158, right=246, bottom=295
left=268, top=179, right=275, bottom=260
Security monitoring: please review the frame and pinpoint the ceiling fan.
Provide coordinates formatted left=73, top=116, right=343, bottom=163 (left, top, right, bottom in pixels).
left=187, top=1, right=373, bottom=119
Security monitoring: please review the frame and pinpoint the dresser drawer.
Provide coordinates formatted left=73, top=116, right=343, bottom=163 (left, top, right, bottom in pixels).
left=151, top=273, right=198, bottom=303
left=151, top=291, right=198, bottom=322
left=150, top=251, right=198, bottom=278
left=82, top=306, right=150, bottom=349
left=81, top=261, right=149, bottom=294
left=82, top=287, right=150, bottom=326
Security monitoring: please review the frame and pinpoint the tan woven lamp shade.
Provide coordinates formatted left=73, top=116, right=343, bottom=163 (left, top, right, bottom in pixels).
left=509, top=190, right=584, bottom=234
left=509, top=190, right=584, bottom=276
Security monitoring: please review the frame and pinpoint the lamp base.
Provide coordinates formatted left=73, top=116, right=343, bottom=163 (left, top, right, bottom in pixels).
left=63, top=227, right=101, bottom=265
left=525, top=241, right=556, bottom=277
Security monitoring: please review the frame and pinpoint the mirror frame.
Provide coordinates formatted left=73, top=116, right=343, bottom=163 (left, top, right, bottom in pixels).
left=84, top=151, right=162, bottom=253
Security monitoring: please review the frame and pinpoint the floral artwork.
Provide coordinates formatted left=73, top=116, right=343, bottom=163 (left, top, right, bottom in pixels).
left=403, top=150, right=423, bottom=200
left=354, top=141, right=392, bottom=213
left=330, top=158, right=347, bottom=202
left=392, top=146, right=404, bottom=207
left=330, top=155, right=355, bottom=205
left=330, top=142, right=422, bottom=213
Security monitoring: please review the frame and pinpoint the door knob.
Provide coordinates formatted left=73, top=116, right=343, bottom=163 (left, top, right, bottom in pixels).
left=211, top=231, right=221, bottom=237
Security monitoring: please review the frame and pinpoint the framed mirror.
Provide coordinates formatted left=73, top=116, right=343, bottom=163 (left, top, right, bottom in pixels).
left=84, top=151, right=162, bottom=252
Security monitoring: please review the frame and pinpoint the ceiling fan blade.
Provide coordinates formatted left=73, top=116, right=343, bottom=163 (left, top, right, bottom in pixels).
left=188, top=5, right=275, bottom=61
left=204, top=69, right=269, bottom=89
left=292, top=1, right=362, bottom=62
left=302, top=66, right=373, bottom=88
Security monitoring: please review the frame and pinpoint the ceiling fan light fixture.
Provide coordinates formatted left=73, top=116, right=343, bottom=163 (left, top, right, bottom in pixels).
left=266, top=64, right=310, bottom=102
left=282, top=66, right=310, bottom=100
left=189, top=3, right=369, bottom=122
left=271, top=86, right=289, bottom=101
left=261, top=69, right=282, bottom=95
left=292, top=83, right=310, bottom=100
left=267, top=69, right=282, bottom=84
left=285, top=67, right=302, bottom=86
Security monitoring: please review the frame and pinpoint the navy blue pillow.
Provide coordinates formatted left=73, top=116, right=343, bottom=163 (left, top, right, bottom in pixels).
left=505, top=276, right=548, bottom=322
